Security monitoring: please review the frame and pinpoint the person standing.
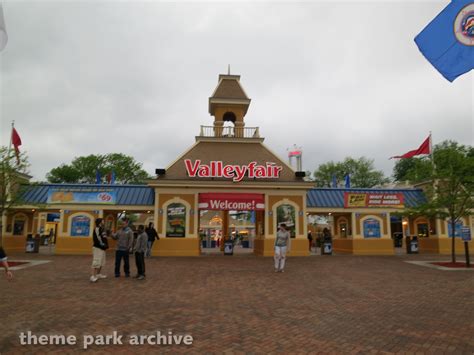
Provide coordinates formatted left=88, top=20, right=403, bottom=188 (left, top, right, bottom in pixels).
left=112, top=217, right=134, bottom=277
left=274, top=223, right=291, bottom=273
left=307, top=230, right=313, bottom=252
left=134, top=225, right=148, bottom=280
left=145, top=222, right=159, bottom=257
left=90, top=218, right=108, bottom=283
left=0, top=247, right=13, bottom=280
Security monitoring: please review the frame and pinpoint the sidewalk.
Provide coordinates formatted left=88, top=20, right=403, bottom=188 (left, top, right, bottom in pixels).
left=1, top=253, right=473, bottom=353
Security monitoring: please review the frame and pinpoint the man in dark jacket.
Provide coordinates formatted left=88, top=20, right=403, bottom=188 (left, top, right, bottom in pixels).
left=145, top=222, right=159, bottom=257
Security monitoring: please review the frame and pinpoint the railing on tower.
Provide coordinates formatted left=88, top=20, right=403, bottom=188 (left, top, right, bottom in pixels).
left=198, top=125, right=260, bottom=139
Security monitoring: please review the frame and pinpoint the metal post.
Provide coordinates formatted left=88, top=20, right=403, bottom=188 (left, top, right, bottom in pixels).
left=465, top=241, right=470, bottom=268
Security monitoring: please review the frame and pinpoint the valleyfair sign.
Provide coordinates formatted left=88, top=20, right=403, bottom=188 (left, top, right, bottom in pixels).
left=184, top=159, right=283, bottom=182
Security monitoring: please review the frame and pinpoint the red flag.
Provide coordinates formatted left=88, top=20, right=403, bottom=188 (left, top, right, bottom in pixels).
left=11, top=127, right=22, bottom=163
left=391, top=136, right=430, bottom=159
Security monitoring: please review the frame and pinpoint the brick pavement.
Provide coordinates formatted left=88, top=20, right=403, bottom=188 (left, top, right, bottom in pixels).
left=0, top=252, right=473, bottom=354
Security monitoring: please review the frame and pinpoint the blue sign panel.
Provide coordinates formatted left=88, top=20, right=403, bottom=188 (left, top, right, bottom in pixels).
left=363, top=218, right=381, bottom=238
left=448, top=221, right=464, bottom=238
left=461, top=227, right=471, bottom=242
left=71, top=215, right=91, bottom=237
left=47, top=188, right=116, bottom=204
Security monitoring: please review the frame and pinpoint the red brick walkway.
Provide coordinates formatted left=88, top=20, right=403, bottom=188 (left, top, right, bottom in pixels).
left=1, top=253, right=473, bottom=354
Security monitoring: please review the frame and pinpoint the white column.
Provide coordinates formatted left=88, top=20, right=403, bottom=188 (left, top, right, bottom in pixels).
left=351, top=212, right=357, bottom=239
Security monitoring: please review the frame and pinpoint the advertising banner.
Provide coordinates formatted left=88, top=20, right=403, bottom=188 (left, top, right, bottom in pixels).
left=166, top=203, right=186, bottom=237
left=198, top=193, right=265, bottom=211
left=344, top=192, right=404, bottom=208
left=47, top=188, right=116, bottom=204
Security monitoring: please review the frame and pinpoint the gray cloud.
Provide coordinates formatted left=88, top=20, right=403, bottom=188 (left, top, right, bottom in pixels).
left=1, top=1, right=472, bottom=181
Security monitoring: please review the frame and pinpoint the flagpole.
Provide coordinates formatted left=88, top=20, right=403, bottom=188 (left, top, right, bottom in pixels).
left=7, top=120, right=14, bottom=155
left=429, top=131, right=435, bottom=170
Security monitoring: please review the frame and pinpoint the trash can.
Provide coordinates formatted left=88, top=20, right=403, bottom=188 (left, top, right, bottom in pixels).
left=224, top=241, right=234, bottom=255
left=322, top=241, right=332, bottom=255
left=26, top=235, right=40, bottom=253
left=410, top=237, right=419, bottom=254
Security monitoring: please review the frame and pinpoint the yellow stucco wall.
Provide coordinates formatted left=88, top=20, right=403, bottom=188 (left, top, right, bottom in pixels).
left=151, top=237, right=200, bottom=256
left=419, top=238, right=473, bottom=255
left=333, top=238, right=394, bottom=255
left=2, top=236, right=25, bottom=252
left=254, top=238, right=308, bottom=256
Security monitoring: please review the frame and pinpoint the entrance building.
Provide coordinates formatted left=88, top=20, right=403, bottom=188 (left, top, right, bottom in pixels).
left=2, top=73, right=473, bottom=256
left=149, top=73, right=314, bottom=256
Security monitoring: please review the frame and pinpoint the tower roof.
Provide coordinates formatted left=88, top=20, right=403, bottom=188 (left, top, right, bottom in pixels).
left=209, top=74, right=251, bottom=115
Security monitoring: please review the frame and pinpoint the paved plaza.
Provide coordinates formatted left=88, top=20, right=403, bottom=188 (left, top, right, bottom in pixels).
left=1, top=252, right=473, bottom=354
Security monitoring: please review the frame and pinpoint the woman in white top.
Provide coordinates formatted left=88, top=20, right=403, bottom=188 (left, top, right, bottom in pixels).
left=274, top=223, right=291, bottom=273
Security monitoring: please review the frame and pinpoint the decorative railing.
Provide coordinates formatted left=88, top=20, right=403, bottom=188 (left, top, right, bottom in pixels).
left=198, top=126, right=260, bottom=139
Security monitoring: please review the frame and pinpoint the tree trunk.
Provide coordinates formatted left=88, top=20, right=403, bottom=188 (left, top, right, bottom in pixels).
left=451, top=219, right=456, bottom=264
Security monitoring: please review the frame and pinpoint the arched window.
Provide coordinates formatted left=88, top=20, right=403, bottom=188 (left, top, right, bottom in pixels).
left=12, top=213, right=27, bottom=236
left=276, top=204, right=296, bottom=238
left=363, top=218, right=381, bottom=238
left=166, top=203, right=186, bottom=237
left=223, top=111, right=236, bottom=123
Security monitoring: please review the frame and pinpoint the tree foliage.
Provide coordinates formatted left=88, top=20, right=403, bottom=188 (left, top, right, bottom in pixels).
left=313, top=157, right=389, bottom=188
left=46, top=153, right=151, bottom=184
left=0, top=146, right=31, bottom=245
left=402, top=141, right=474, bottom=263
left=392, top=157, right=432, bottom=183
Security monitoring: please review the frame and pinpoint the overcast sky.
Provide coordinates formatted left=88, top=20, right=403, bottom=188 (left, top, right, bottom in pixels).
left=1, top=0, right=472, bottom=182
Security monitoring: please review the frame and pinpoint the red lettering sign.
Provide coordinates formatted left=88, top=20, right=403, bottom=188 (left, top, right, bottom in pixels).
left=344, top=192, right=404, bottom=208
left=198, top=193, right=265, bottom=211
left=184, top=160, right=282, bottom=182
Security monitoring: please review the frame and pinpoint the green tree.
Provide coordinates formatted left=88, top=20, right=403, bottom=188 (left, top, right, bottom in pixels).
left=313, top=157, right=388, bottom=188
left=46, top=153, right=151, bottom=184
left=0, top=146, right=31, bottom=246
left=403, top=141, right=473, bottom=263
left=393, top=157, right=433, bottom=183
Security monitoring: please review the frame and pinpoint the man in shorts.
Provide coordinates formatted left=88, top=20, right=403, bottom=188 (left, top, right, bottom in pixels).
left=90, top=218, right=108, bottom=283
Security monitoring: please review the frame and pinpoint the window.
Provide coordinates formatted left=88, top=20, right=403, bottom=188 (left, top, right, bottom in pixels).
left=417, top=223, right=429, bottom=237
left=166, top=203, right=186, bottom=237
left=70, top=215, right=91, bottom=237
left=363, top=218, right=381, bottom=238
left=13, top=216, right=26, bottom=236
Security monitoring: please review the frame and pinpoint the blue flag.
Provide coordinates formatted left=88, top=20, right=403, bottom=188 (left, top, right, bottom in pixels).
left=344, top=174, right=351, bottom=188
left=331, top=174, right=337, bottom=188
left=111, top=170, right=116, bottom=184
left=95, top=170, right=101, bottom=184
left=415, top=0, right=474, bottom=82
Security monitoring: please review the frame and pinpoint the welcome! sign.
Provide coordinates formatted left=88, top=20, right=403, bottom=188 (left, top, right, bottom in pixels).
left=198, top=193, right=265, bottom=211
left=184, top=159, right=283, bottom=182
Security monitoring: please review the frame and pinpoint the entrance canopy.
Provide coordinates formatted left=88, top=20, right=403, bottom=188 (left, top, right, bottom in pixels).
left=198, top=193, right=264, bottom=211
